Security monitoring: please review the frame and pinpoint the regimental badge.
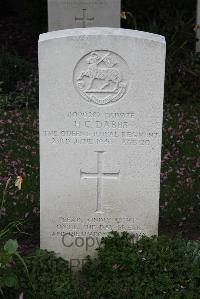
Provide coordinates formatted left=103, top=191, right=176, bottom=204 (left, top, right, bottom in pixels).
left=74, top=50, right=130, bottom=105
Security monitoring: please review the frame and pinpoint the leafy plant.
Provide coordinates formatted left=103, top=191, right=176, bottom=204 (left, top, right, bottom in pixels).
left=1, top=233, right=200, bottom=298
left=0, top=239, right=19, bottom=295
left=82, top=232, right=200, bottom=299
left=6, top=249, right=81, bottom=299
left=0, top=238, right=31, bottom=298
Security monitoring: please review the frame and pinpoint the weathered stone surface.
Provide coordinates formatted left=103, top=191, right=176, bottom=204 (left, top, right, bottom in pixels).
left=48, top=0, right=121, bottom=31
left=39, top=28, right=166, bottom=269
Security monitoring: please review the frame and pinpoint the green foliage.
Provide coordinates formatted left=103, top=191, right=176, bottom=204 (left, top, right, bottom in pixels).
left=0, top=239, right=19, bottom=295
left=82, top=232, right=200, bottom=299
left=0, top=221, right=23, bottom=242
left=4, top=239, right=18, bottom=254
left=186, top=240, right=200, bottom=266
left=0, top=222, right=79, bottom=298
left=121, top=0, right=195, bottom=51
left=6, top=249, right=81, bottom=299
left=0, top=222, right=29, bottom=297
left=1, top=233, right=200, bottom=298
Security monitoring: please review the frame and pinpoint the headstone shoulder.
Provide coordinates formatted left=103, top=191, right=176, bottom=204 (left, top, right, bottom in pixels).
left=39, top=28, right=166, bottom=45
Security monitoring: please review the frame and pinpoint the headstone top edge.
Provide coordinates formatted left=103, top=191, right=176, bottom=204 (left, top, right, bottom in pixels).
left=39, top=27, right=166, bottom=44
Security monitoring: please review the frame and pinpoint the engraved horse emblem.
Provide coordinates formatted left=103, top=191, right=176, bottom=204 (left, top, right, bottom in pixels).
left=78, top=52, right=121, bottom=92
left=74, top=50, right=129, bottom=105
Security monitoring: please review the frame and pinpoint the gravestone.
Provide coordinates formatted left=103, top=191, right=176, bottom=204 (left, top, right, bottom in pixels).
left=39, top=28, right=166, bottom=269
left=196, top=0, right=200, bottom=52
left=48, top=0, right=121, bottom=31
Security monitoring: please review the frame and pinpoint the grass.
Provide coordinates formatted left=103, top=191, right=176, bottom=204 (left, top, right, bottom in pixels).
left=0, top=102, right=199, bottom=245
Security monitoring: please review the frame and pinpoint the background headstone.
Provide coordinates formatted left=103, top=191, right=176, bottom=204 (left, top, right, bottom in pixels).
left=48, top=0, right=121, bottom=31
left=39, top=28, right=166, bottom=269
left=196, top=0, right=200, bottom=52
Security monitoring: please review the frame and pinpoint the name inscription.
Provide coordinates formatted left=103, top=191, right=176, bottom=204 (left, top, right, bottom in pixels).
left=42, top=110, right=160, bottom=146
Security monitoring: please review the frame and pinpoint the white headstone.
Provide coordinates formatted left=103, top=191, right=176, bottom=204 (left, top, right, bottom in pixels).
left=48, top=0, right=121, bottom=31
left=196, top=0, right=200, bottom=52
left=39, top=28, right=166, bottom=269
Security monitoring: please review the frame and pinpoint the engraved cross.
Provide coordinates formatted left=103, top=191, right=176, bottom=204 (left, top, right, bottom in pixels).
left=75, top=9, right=94, bottom=27
left=80, top=151, right=120, bottom=213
